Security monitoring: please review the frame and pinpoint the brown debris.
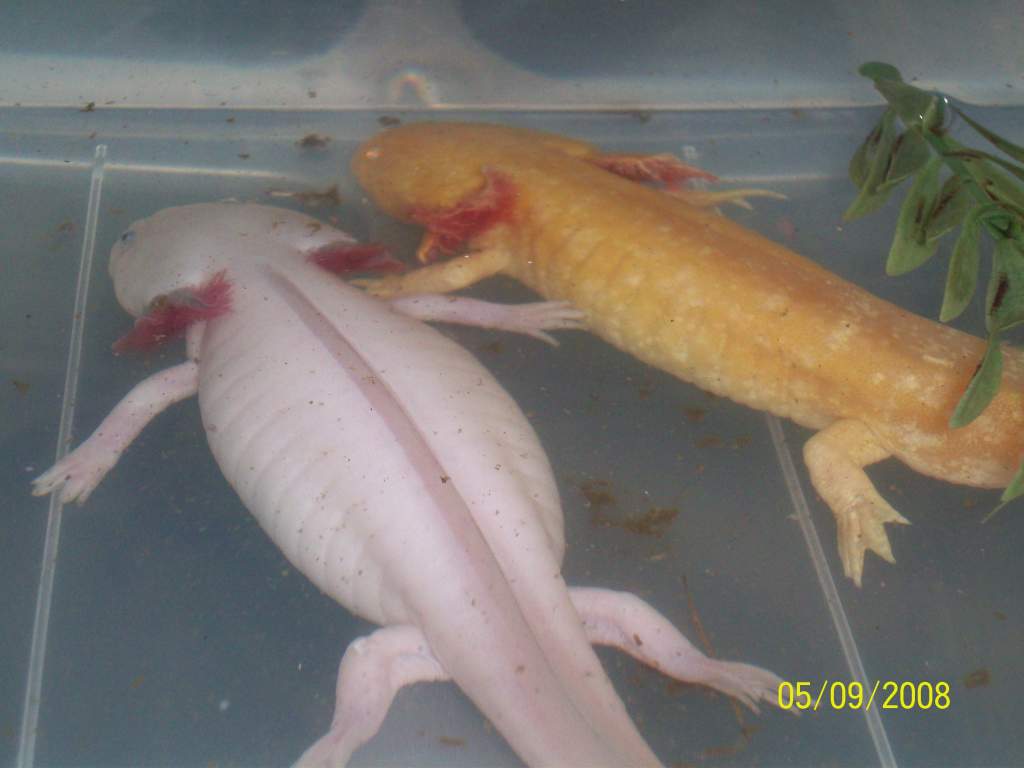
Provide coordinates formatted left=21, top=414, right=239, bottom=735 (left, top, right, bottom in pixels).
left=297, top=133, right=331, bottom=149
left=964, top=668, right=991, bottom=689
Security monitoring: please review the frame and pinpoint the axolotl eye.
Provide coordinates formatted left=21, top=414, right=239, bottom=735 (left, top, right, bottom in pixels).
left=119, top=229, right=136, bottom=244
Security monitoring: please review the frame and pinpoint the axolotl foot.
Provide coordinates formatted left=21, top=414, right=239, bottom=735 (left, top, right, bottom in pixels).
left=833, top=495, right=910, bottom=587
left=803, top=419, right=910, bottom=587
left=32, top=447, right=119, bottom=505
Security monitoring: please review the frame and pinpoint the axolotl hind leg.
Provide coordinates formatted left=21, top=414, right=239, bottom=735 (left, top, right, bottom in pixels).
left=294, top=588, right=790, bottom=766
left=293, top=625, right=447, bottom=768
left=803, top=419, right=910, bottom=587
left=570, top=587, right=790, bottom=715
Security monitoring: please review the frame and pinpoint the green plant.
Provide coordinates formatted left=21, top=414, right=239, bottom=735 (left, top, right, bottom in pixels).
left=845, top=62, right=1024, bottom=512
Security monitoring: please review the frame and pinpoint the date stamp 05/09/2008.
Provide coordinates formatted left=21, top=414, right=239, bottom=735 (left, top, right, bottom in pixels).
left=777, top=681, right=953, bottom=712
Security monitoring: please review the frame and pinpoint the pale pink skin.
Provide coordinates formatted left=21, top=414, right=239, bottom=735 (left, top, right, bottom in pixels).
left=33, top=203, right=788, bottom=767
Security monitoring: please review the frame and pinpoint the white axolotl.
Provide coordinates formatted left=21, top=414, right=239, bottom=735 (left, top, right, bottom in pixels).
left=33, top=202, right=787, bottom=767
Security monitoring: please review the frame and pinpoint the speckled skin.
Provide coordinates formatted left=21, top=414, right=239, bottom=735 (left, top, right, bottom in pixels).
left=34, top=202, right=793, bottom=767
left=353, top=122, right=1024, bottom=585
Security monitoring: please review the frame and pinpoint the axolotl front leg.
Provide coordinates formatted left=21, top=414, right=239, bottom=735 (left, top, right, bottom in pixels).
left=33, top=297, right=581, bottom=504
left=359, top=247, right=513, bottom=299
left=295, top=587, right=788, bottom=768
left=389, top=293, right=584, bottom=345
left=32, top=323, right=206, bottom=504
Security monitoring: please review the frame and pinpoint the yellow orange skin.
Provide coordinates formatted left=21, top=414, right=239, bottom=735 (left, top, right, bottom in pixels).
left=354, top=122, right=1024, bottom=495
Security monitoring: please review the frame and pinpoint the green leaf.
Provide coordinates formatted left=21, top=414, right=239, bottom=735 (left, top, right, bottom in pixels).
left=957, top=153, right=1024, bottom=218
left=954, top=107, right=1024, bottom=165
left=849, top=136, right=870, bottom=190
left=845, top=182, right=894, bottom=222
left=981, top=209, right=1015, bottom=236
left=945, top=148, right=1024, bottom=185
left=949, top=333, right=1002, bottom=429
left=848, top=116, right=881, bottom=190
left=844, top=110, right=901, bottom=221
left=940, top=208, right=983, bottom=322
left=920, top=96, right=947, bottom=133
left=925, top=174, right=972, bottom=241
left=874, top=79, right=943, bottom=130
left=858, top=62, right=903, bottom=82
left=981, top=459, right=1024, bottom=523
left=986, top=237, right=1024, bottom=333
left=1000, top=461, right=1024, bottom=502
left=887, top=156, right=942, bottom=275
left=877, top=129, right=932, bottom=193
left=859, top=61, right=948, bottom=135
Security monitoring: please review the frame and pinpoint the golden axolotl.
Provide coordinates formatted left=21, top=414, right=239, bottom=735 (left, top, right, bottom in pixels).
left=351, top=121, right=1024, bottom=586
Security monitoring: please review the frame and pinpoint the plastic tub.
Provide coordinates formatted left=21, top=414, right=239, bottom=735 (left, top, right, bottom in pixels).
left=4, top=2, right=1022, bottom=766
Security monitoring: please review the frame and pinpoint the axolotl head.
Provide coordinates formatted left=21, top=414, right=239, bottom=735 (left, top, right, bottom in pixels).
left=109, top=202, right=347, bottom=317
left=108, top=202, right=401, bottom=353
